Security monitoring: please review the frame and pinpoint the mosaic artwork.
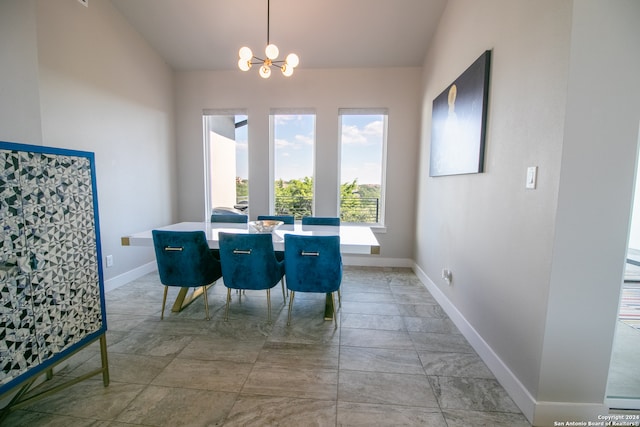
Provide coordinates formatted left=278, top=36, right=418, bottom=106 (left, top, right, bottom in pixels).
left=0, top=144, right=105, bottom=394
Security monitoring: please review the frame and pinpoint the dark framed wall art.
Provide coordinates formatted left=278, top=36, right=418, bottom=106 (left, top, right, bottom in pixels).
left=429, top=50, right=492, bottom=177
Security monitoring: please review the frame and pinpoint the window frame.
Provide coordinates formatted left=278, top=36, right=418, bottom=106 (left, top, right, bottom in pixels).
left=202, top=108, right=248, bottom=221
left=269, top=108, right=317, bottom=218
left=338, top=108, right=388, bottom=226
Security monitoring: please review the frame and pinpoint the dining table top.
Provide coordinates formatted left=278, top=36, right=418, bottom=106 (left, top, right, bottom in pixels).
left=121, top=221, right=380, bottom=255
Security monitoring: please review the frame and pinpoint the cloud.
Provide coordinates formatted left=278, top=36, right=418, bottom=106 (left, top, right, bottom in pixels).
left=274, top=114, right=305, bottom=125
left=342, top=120, right=383, bottom=145
left=275, top=138, right=294, bottom=148
left=295, top=134, right=314, bottom=145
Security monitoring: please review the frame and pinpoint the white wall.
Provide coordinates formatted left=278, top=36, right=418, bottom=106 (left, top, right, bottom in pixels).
left=416, top=0, right=640, bottom=425
left=174, top=68, right=422, bottom=264
left=537, top=0, right=640, bottom=423
left=33, top=0, right=177, bottom=285
left=0, top=0, right=43, bottom=145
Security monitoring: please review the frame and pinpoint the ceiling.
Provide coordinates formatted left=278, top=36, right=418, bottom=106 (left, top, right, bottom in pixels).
left=110, top=0, right=447, bottom=71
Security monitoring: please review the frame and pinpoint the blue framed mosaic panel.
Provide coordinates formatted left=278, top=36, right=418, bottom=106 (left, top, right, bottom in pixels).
left=0, top=141, right=108, bottom=398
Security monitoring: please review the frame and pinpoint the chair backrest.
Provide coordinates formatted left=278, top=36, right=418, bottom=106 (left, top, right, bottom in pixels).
left=284, top=234, right=342, bottom=293
left=152, top=230, right=221, bottom=287
left=301, top=216, right=340, bottom=226
left=211, top=213, right=248, bottom=223
left=218, top=232, right=284, bottom=290
left=257, top=215, right=295, bottom=224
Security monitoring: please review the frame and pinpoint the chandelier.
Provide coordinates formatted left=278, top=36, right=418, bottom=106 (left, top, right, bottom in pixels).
left=237, top=0, right=299, bottom=78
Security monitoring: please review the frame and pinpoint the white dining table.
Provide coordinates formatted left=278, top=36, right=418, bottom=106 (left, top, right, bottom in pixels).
left=122, top=221, right=380, bottom=255
left=121, top=221, right=380, bottom=318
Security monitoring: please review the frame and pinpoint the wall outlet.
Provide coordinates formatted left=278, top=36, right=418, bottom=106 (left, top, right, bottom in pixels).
left=106, top=255, right=113, bottom=267
left=441, top=268, right=452, bottom=285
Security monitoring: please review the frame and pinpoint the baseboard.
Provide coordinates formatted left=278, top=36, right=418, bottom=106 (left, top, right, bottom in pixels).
left=103, top=261, right=157, bottom=292
left=343, top=255, right=413, bottom=268
left=411, top=263, right=617, bottom=426
left=412, top=263, right=537, bottom=424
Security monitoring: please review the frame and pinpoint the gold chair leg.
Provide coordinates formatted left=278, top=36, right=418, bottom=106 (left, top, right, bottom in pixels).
left=281, top=278, right=286, bottom=302
left=202, top=285, right=210, bottom=320
left=161, top=286, right=169, bottom=320
left=267, top=288, right=272, bottom=323
left=331, top=292, right=338, bottom=329
left=287, top=291, right=295, bottom=326
left=224, top=288, right=231, bottom=321
left=337, top=289, right=342, bottom=308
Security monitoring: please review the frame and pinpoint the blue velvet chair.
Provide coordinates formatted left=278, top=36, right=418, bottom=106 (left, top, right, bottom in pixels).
left=301, top=216, right=340, bottom=226
left=211, top=213, right=248, bottom=223
left=257, top=215, right=295, bottom=225
left=218, top=232, right=285, bottom=322
left=284, top=234, right=342, bottom=327
left=152, top=230, right=222, bottom=320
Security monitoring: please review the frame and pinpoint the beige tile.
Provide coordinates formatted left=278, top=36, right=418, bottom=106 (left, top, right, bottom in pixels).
left=242, top=363, right=338, bottom=400
left=337, top=402, right=447, bottom=426
left=340, top=328, right=414, bottom=349
left=418, top=351, right=494, bottom=379
left=0, top=410, right=111, bottom=426
left=178, top=335, right=265, bottom=363
left=70, top=352, right=174, bottom=384
left=21, top=379, right=144, bottom=420
left=257, top=341, right=339, bottom=369
left=339, top=346, right=424, bottom=375
left=338, top=370, right=439, bottom=407
left=225, top=395, right=336, bottom=426
left=339, top=313, right=405, bottom=331
left=108, top=332, right=192, bottom=356
left=429, top=376, right=521, bottom=412
left=151, top=358, right=252, bottom=392
left=409, top=331, right=474, bottom=353
left=115, top=385, right=236, bottom=426
left=443, top=409, right=532, bottom=426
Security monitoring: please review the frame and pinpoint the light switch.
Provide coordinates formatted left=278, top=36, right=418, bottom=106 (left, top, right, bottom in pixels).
left=526, top=166, right=537, bottom=189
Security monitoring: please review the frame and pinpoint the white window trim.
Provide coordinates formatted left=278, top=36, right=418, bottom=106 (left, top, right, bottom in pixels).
left=338, top=108, right=389, bottom=227
left=202, top=109, right=247, bottom=221
left=269, top=109, right=317, bottom=216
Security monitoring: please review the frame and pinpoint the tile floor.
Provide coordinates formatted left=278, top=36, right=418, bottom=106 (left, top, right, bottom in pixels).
left=2, top=267, right=531, bottom=426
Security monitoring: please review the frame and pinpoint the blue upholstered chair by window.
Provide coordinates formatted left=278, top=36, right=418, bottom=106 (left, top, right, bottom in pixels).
left=218, top=232, right=285, bottom=322
left=301, top=216, right=340, bottom=226
left=284, top=234, right=342, bottom=327
left=257, top=215, right=295, bottom=224
left=211, top=213, right=248, bottom=223
left=152, top=230, right=222, bottom=320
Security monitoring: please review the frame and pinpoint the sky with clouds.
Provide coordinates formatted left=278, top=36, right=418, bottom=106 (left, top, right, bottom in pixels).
left=234, top=114, right=384, bottom=185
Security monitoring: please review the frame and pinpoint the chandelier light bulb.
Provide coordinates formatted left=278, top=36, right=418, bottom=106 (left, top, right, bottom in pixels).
left=259, top=64, right=271, bottom=78
left=265, top=44, right=279, bottom=60
left=281, top=63, right=294, bottom=77
left=285, top=53, right=299, bottom=68
left=238, top=59, right=251, bottom=71
left=239, top=46, right=253, bottom=61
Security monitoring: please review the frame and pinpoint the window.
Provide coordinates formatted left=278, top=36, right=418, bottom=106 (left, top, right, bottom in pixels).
left=203, top=111, right=249, bottom=218
left=339, top=109, right=387, bottom=224
left=271, top=112, right=316, bottom=219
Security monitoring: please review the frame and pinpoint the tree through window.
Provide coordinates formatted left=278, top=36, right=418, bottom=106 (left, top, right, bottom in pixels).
left=339, top=109, right=387, bottom=224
